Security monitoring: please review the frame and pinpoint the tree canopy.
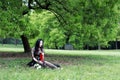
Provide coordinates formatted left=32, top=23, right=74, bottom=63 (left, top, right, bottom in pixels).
left=0, top=0, right=120, bottom=50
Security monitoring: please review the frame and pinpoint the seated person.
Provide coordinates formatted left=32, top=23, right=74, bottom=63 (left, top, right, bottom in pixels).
left=27, top=39, right=60, bottom=69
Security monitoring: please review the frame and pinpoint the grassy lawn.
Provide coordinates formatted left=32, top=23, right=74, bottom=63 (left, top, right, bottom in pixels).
left=0, top=44, right=24, bottom=52
left=0, top=44, right=120, bottom=80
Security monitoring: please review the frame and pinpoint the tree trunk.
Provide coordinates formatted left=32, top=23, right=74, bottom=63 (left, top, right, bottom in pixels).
left=66, top=35, right=70, bottom=44
left=15, top=39, right=17, bottom=46
left=55, top=42, right=58, bottom=49
left=98, top=43, right=101, bottom=50
left=20, top=35, right=31, bottom=53
left=2, top=38, right=4, bottom=46
left=115, top=38, right=118, bottom=49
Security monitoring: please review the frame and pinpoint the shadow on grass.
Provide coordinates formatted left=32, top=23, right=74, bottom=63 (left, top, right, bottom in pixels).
left=45, top=53, right=120, bottom=66
left=0, top=52, right=118, bottom=61
left=0, top=52, right=31, bottom=58
left=46, top=53, right=114, bottom=60
left=0, top=52, right=119, bottom=66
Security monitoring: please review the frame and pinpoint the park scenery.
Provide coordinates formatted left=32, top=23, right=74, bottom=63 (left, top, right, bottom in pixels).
left=0, top=0, right=120, bottom=80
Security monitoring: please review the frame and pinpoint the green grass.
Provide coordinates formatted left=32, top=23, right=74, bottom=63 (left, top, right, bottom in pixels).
left=0, top=45, right=120, bottom=80
left=0, top=44, right=24, bottom=52
left=0, top=54, right=120, bottom=80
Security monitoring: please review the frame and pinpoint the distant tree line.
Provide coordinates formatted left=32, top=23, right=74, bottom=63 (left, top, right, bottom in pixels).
left=62, top=40, right=120, bottom=50
left=83, top=41, right=120, bottom=50
left=0, top=37, right=120, bottom=50
left=0, top=38, right=22, bottom=45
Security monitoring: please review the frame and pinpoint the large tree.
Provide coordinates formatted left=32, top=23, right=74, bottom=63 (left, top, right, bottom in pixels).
left=0, top=0, right=120, bottom=50
left=27, top=0, right=120, bottom=49
left=0, top=0, right=32, bottom=52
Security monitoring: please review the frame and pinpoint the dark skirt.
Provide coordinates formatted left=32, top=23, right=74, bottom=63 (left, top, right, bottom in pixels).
left=27, top=59, right=37, bottom=67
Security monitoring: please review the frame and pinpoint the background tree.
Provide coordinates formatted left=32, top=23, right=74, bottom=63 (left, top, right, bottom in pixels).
left=0, top=0, right=120, bottom=50
left=0, top=0, right=32, bottom=52
left=28, top=10, right=66, bottom=49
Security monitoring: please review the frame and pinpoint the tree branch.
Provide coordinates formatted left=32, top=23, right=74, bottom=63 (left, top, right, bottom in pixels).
left=27, top=0, right=68, bottom=26
left=54, top=0, right=74, bottom=15
left=49, top=9, right=65, bottom=26
left=28, top=0, right=33, bottom=9
left=34, top=0, right=50, bottom=9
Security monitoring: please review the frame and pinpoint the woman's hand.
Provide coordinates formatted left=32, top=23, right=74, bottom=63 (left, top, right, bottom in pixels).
left=33, top=57, right=43, bottom=65
left=38, top=61, right=43, bottom=65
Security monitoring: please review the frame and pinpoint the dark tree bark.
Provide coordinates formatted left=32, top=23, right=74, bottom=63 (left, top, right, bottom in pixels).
left=115, top=38, right=118, bottom=49
left=66, top=36, right=70, bottom=44
left=2, top=38, right=4, bottom=46
left=98, top=43, right=101, bottom=50
left=65, top=33, right=70, bottom=44
left=20, top=35, right=31, bottom=53
left=55, top=42, right=58, bottom=49
left=15, top=39, right=17, bottom=46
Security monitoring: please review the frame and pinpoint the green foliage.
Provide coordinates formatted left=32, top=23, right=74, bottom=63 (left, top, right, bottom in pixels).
left=117, top=27, right=120, bottom=39
left=0, top=0, right=120, bottom=49
left=28, top=10, right=66, bottom=48
left=49, top=28, right=65, bottom=49
left=65, top=0, right=120, bottom=49
left=0, top=0, right=22, bottom=38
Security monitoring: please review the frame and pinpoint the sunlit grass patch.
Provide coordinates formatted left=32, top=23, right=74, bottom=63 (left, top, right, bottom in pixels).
left=0, top=44, right=24, bottom=52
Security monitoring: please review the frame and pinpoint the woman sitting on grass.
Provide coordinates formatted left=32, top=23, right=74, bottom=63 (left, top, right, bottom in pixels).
left=27, top=39, right=60, bottom=69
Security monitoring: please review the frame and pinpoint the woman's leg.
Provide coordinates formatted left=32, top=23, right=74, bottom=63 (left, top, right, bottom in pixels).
left=44, top=61, right=58, bottom=69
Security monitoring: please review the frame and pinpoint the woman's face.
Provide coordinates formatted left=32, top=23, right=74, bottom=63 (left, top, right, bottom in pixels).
left=39, top=41, right=43, bottom=47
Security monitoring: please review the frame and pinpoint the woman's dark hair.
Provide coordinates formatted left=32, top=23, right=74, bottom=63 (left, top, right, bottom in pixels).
left=34, top=39, right=44, bottom=52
